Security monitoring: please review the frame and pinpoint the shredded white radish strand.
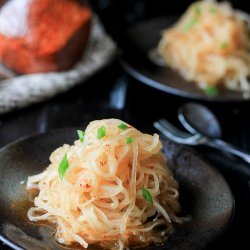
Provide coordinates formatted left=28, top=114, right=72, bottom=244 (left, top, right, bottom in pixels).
left=27, top=119, right=182, bottom=249
left=158, top=0, right=250, bottom=94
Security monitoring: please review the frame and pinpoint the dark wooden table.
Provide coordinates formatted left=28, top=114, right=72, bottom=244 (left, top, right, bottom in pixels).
left=1, top=61, right=250, bottom=249
left=1, top=1, right=250, bottom=249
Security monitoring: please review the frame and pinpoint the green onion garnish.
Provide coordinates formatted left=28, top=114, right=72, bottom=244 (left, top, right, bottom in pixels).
left=194, top=5, right=201, bottom=16
left=209, top=7, right=217, bottom=14
left=126, top=137, right=134, bottom=144
left=142, top=188, right=153, bottom=204
left=184, top=4, right=201, bottom=32
left=118, top=123, right=128, bottom=130
left=58, top=153, right=69, bottom=180
left=77, top=130, right=85, bottom=143
left=220, top=42, right=229, bottom=49
left=183, top=17, right=197, bottom=31
left=204, top=86, right=218, bottom=96
left=97, top=126, right=106, bottom=139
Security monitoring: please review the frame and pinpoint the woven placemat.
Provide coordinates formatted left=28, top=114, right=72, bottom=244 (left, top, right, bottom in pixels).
left=0, top=17, right=117, bottom=114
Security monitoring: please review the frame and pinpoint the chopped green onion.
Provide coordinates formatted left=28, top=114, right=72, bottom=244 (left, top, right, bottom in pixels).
left=97, top=126, right=106, bottom=139
left=58, top=153, right=69, bottom=180
left=220, top=42, right=229, bottom=49
left=117, top=123, right=128, bottom=130
left=183, top=17, right=197, bottom=31
left=204, top=86, right=218, bottom=96
left=126, top=137, right=134, bottom=144
left=194, top=5, right=201, bottom=16
left=142, top=188, right=153, bottom=204
left=209, top=7, right=217, bottom=14
left=77, top=130, right=85, bottom=143
left=184, top=4, right=201, bottom=32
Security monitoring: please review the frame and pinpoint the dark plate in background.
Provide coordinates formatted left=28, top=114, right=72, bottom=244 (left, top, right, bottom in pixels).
left=0, top=128, right=234, bottom=250
left=119, top=17, right=248, bottom=102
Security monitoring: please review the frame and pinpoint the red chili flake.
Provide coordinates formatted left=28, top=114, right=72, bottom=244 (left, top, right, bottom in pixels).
left=115, top=155, right=118, bottom=160
left=100, top=161, right=104, bottom=166
left=86, top=184, right=91, bottom=188
left=77, top=207, right=81, bottom=212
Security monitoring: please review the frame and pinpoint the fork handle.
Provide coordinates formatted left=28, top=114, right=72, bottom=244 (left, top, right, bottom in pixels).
left=206, top=139, right=250, bottom=164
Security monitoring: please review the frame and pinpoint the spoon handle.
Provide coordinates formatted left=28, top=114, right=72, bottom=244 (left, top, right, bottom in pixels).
left=207, top=139, right=250, bottom=164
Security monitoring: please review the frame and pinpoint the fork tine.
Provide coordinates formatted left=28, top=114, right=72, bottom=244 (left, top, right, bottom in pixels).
left=156, top=119, right=191, bottom=138
left=154, top=119, right=202, bottom=145
left=153, top=121, right=189, bottom=144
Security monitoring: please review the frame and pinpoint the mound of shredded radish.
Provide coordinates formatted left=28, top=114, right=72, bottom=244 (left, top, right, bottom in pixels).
left=158, top=0, right=250, bottom=96
left=27, top=119, right=182, bottom=249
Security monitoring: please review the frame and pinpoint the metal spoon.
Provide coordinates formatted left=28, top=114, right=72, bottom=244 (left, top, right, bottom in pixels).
left=178, top=103, right=250, bottom=164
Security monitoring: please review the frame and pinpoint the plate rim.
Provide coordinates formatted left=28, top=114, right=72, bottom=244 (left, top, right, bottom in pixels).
left=0, top=128, right=235, bottom=250
left=119, top=16, right=250, bottom=103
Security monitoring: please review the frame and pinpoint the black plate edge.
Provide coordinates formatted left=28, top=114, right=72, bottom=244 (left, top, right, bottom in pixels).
left=120, top=59, right=250, bottom=103
left=0, top=128, right=236, bottom=250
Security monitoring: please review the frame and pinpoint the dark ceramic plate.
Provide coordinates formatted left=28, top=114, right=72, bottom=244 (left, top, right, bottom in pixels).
left=119, top=16, right=247, bottom=102
left=0, top=128, right=234, bottom=250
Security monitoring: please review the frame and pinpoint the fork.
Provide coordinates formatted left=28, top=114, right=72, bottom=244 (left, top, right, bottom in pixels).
left=154, top=118, right=250, bottom=164
left=153, top=118, right=207, bottom=145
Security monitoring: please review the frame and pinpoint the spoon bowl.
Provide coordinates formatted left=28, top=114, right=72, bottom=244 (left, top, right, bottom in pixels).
left=178, top=103, right=222, bottom=138
left=177, top=103, right=250, bottom=165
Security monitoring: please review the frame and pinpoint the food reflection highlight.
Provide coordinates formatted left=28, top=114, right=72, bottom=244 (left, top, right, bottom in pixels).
left=27, top=119, right=183, bottom=249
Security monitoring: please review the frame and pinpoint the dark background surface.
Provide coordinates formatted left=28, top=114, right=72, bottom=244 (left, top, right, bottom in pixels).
left=1, top=0, right=250, bottom=249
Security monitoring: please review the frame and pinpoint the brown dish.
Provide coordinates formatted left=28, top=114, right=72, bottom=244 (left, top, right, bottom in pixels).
left=0, top=128, right=234, bottom=249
